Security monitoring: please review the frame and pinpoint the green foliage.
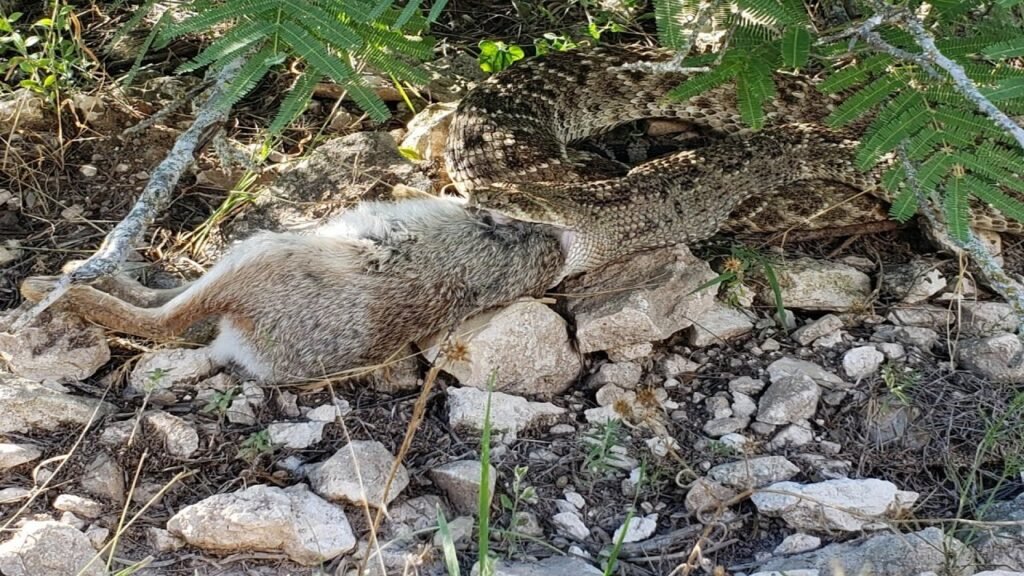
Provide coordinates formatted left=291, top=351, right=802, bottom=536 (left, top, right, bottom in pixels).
left=653, top=0, right=1024, bottom=236
left=477, top=40, right=525, bottom=73
left=0, top=2, right=94, bottom=101
left=436, top=507, right=461, bottom=576
left=200, top=387, right=239, bottom=416
left=238, top=429, right=272, bottom=462
left=476, top=373, right=496, bottom=576
left=583, top=418, right=627, bottom=474
left=114, top=0, right=446, bottom=132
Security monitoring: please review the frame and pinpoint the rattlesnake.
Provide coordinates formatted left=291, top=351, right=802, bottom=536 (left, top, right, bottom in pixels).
left=445, top=44, right=1022, bottom=276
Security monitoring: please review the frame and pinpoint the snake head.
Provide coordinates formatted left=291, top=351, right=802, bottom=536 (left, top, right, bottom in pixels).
left=469, top=183, right=579, bottom=228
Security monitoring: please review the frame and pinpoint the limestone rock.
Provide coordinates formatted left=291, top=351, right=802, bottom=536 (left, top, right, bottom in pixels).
left=565, top=245, right=717, bottom=353
left=551, top=511, right=590, bottom=540
left=842, top=346, right=884, bottom=380
left=791, top=314, right=843, bottom=346
left=267, top=421, right=326, bottom=449
left=421, top=301, right=581, bottom=398
left=306, top=440, right=408, bottom=507
left=144, top=411, right=199, bottom=458
left=958, top=333, right=1024, bottom=383
left=429, top=460, right=496, bottom=516
left=447, top=387, right=564, bottom=439
left=613, top=513, right=658, bottom=543
left=0, top=89, right=47, bottom=132
left=0, top=313, right=109, bottom=383
left=167, top=484, right=355, bottom=565
left=588, top=362, right=642, bottom=389
left=757, top=375, right=821, bottom=425
left=52, top=494, right=104, bottom=519
left=487, top=556, right=603, bottom=576
left=707, top=456, right=800, bottom=489
left=755, top=527, right=975, bottom=576
left=771, top=257, right=871, bottom=312
left=685, top=477, right=738, bottom=516
left=79, top=452, right=125, bottom=503
left=774, top=533, right=822, bottom=555
left=127, top=348, right=215, bottom=404
left=688, top=303, right=754, bottom=346
left=752, top=478, right=919, bottom=532
left=0, top=520, right=105, bottom=576
left=767, top=357, right=848, bottom=390
left=872, top=325, right=940, bottom=350
left=0, top=374, right=115, bottom=434
left=882, top=261, right=945, bottom=304
left=0, top=443, right=41, bottom=470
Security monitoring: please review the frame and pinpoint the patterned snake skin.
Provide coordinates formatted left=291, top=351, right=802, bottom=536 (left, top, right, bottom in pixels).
left=444, top=45, right=1023, bottom=276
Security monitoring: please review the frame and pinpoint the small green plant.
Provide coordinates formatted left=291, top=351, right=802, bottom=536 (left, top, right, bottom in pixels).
left=477, top=40, right=525, bottom=73
left=583, top=418, right=626, bottom=474
left=436, top=506, right=461, bottom=576
left=533, top=32, right=582, bottom=55
left=143, top=367, right=169, bottom=393
left=881, top=362, right=918, bottom=405
left=238, top=429, right=272, bottom=462
left=201, top=387, right=239, bottom=416
left=692, top=244, right=787, bottom=329
left=476, top=373, right=497, bottom=576
left=499, top=465, right=537, bottom=553
left=0, top=2, right=93, bottom=101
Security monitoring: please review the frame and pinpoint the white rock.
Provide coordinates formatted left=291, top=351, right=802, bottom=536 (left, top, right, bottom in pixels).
left=0, top=520, right=105, bottom=576
left=958, top=333, right=1024, bottom=383
left=732, top=392, right=757, bottom=419
left=78, top=164, right=98, bottom=178
left=306, top=401, right=349, bottom=422
left=59, top=511, right=86, bottom=530
left=607, top=342, right=654, bottom=362
left=646, top=436, right=680, bottom=458
left=0, top=443, right=41, bottom=470
left=613, top=513, right=658, bottom=543
left=447, top=387, right=564, bottom=439
left=719, top=433, right=750, bottom=451
left=71, top=94, right=105, bottom=123
left=842, top=346, right=884, bottom=380
left=757, top=375, right=821, bottom=425
left=752, top=478, right=919, bottom=532
left=488, top=556, right=603, bottom=576
left=267, top=421, right=326, bottom=449
left=767, top=420, right=815, bottom=450
left=0, top=374, right=115, bottom=434
left=595, top=384, right=634, bottom=407
left=772, top=257, right=871, bottom=311
left=688, top=303, right=754, bottom=346
left=429, top=460, right=496, bottom=516
left=729, top=376, right=766, bottom=395
left=685, top=478, right=738, bottom=515
left=83, top=525, right=109, bottom=550
left=774, top=532, right=822, bottom=555
left=0, top=314, right=109, bottom=384
left=306, top=440, right=408, bottom=507
left=0, top=89, right=46, bottom=130
left=147, top=527, right=184, bottom=552
left=589, top=362, right=642, bottom=389
left=791, top=315, right=843, bottom=346
left=767, top=357, right=849, bottom=390
left=563, top=491, right=586, bottom=509
left=52, top=494, right=103, bottom=519
left=551, top=511, right=590, bottom=541
left=432, top=515, right=474, bottom=548
left=0, top=487, right=31, bottom=504
left=659, top=353, right=701, bottom=377
left=127, top=348, right=215, bottom=403
left=566, top=245, right=717, bottom=353
left=144, top=411, right=199, bottom=458
left=961, top=301, right=1020, bottom=335
left=167, top=484, right=355, bottom=565
left=749, top=571, right=820, bottom=576
left=79, top=452, right=125, bottom=503
left=0, top=239, right=23, bottom=266
left=703, top=417, right=749, bottom=437
left=420, top=301, right=581, bottom=398
left=872, top=325, right=940, bottom=351
left=875, top=342, right=906, bottom=361
left=707, top=456, right=800, bottom=489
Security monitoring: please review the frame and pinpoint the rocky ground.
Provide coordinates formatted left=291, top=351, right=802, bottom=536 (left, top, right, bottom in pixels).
left=3, top=7, right=1024, bottom=576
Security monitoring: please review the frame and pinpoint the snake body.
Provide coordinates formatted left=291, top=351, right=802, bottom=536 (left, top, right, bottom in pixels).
left=444, top=45, right=1021, bottom=276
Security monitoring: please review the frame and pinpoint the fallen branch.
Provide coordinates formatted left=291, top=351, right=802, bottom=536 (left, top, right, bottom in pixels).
left=9, top=57, right=245, bottom=332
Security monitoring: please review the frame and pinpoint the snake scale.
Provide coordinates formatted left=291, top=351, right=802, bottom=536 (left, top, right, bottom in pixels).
left=444, top=44, right=1022, bottom=276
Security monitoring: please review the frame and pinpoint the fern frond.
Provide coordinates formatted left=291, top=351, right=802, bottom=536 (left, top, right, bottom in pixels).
left=888, top=185, right=919, bottom=222
left=426, top=0, right=449, bottom=23
left=268, top=68, right=322, bottom=134
left=667, top=56, right=744, bottom=102
left=346, top=20, right=433, bottom=60
left=856, top=92, right=929, bottom=169
left=177, top=19, right=273, bottom=74
left=158, top=0, right=278, bottom=44
left=284, top=0, right=364, bottom=49
left=944, top=173, right=971, bottom=242
left=780, top=26, right=810, bottom=69
left=932, top=108, right=1011, bottom=143
left=917, top=153, right=956, bottom=190
left=956, top=152, right=1024, bottom=195
left=215, top=47, right=283, bottom=112
left=736, top=57, right=775, bottom=130
left=655, top=0, right=689, bottom=50
left=984, top=36, right=1024, bottom=59
left=965, top=176, right=1024, bottom=226
left=826, top=75, right=902, bottom=126
left=276, top=20, right=389, bottom=121
left=735, top=0, right=805, bottom=29
left=982, top=77, right=1024, bottom=102
left=394, top=0, right=423, bottom=29
left=359, top=44, right=430, bottom=84
left=818, top=54, right=893, bottom=94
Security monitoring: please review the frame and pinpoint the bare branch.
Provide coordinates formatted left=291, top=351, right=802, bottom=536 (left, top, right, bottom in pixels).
left=8, top=57, right=246, bottom=332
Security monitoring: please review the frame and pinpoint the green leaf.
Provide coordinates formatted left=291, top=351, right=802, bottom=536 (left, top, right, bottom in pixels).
left=982, top=77, right=1024, bottom=102
left=984, top=37, right=1024, bottom=58
left=655, top=0, right=688, bottom=51
left=436, top=508, right=461, bottom=576
left=426, top=0, right=448, bottom=23
left=177, top=19, right=273, bottom=74
left=277, top=20, right=390, bottom=121
left=818, top=54, right=893, bottom=94
left=736, top=58, right=775, bottom=130
left=393, top=0, right=422, bottom=29
left=780, top=26, right=810, bottom=68
left=214, top=46, right=281, bottom=112
left=268, top=68, right=321, bottom=134
left=159, top=0, right=279, bottom=44
left=965, top=176, right=1024, bottom=226
left=944, top=173, right=971, bottom=243
left=888, top=185, right=919, bottom=222
left=826, top=75, right=902, bottom=127
left=666, top=56, right=744, bottom=102
left=856, top=94, right=930, bottom=170
left=477, top=40, right=524, bottom=74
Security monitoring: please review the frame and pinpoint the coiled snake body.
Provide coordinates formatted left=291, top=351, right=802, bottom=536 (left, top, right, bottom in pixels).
left=444, top=45, right=1021, bottom=276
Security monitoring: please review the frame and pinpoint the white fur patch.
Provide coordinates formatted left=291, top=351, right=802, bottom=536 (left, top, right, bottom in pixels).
left=208, top=318, right=272, bottom=380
